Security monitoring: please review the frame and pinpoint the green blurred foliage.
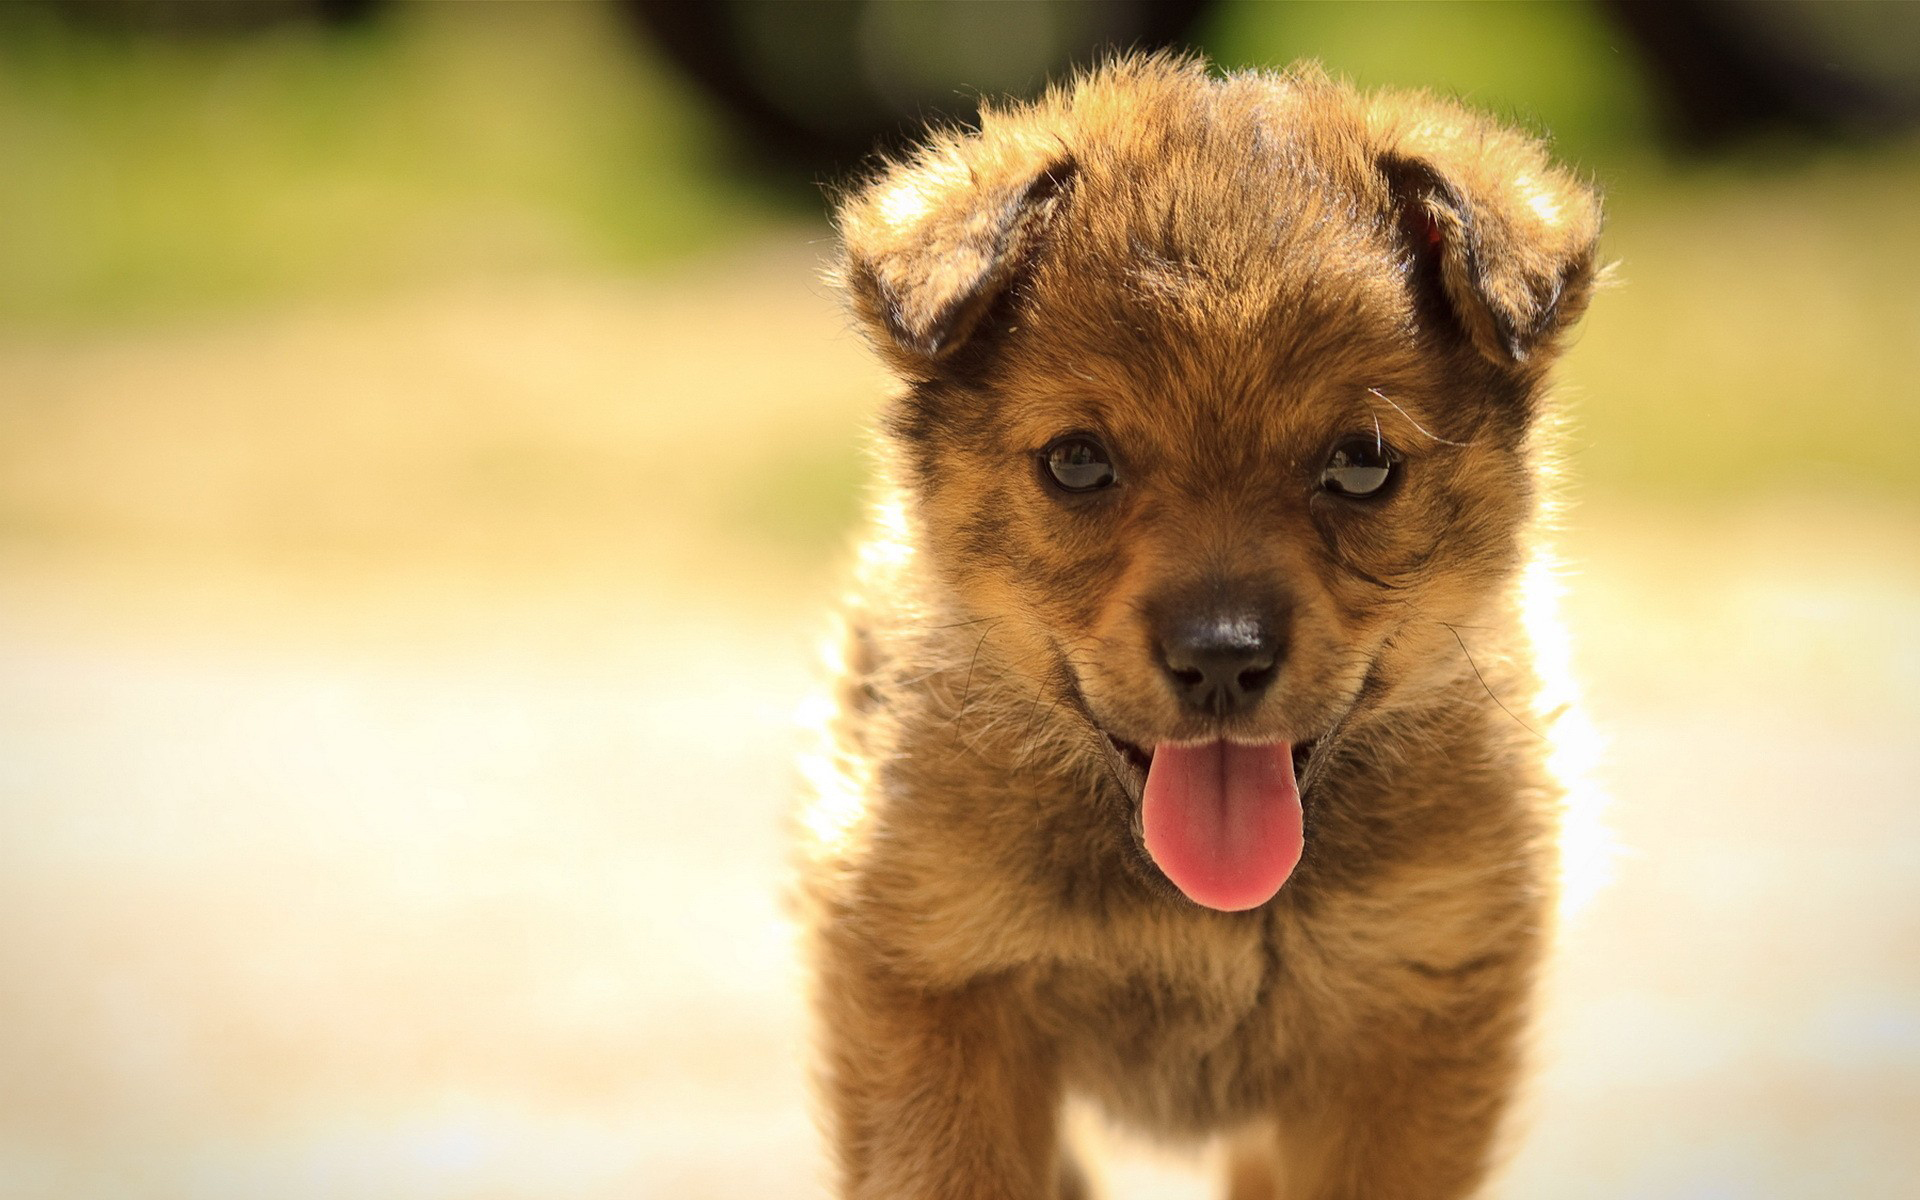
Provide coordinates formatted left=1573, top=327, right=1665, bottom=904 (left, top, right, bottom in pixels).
left=1563, top=154, right=1920, bottom=504
left=1202, top=0, right=1660, bottom=168
left=0, top=2, right=777, bottom=326
left=0, top=0, right=1914, bottom=556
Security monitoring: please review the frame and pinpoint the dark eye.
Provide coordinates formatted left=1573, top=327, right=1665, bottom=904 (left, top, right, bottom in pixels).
left=1041, top=434, right=1117, bottom=493
left=1320, top=435, right=1399, bottom=498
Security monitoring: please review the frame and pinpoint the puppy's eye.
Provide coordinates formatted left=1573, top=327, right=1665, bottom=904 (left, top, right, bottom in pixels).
left=1320, top=436, right=1399, bottom=498
left=1041, top=434, right=1117, bottom=493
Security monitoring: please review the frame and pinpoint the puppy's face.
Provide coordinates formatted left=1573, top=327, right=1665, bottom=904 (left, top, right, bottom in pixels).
left=837, top=62, right=1598, bottom=908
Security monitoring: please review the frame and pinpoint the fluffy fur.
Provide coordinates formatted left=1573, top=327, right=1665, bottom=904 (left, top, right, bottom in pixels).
left=798, top=56, right=1601, bottom=1200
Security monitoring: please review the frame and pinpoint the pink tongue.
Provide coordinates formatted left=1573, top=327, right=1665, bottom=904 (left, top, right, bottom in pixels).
left=1142, top=741, right=1303, bottom=912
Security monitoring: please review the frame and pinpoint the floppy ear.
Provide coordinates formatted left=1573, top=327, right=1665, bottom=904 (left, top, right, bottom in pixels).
left=833, top=133, right=1075, bottom=368
left=1379, top=119, right=1601, bottom=366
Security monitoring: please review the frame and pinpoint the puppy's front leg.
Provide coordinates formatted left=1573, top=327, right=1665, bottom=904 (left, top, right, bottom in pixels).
left=815, top=950, right=1064, bottom=1200
left=1267, top=1034, right=1520, bottom=1200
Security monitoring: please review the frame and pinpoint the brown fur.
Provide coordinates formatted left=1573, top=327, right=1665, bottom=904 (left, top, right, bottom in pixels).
left=798, top=56, right=1600, bottom=1200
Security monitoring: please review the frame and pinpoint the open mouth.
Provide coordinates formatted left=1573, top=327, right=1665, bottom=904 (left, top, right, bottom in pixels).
left=1097, top=730, right=1312, bottom=912
left=1101, top=732, right=1313, bottom=799
left=1103, top=731, right=1155, bottom=782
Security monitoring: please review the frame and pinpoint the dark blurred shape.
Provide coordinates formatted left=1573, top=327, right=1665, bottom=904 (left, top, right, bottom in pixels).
left=625, top=0, right=1213, bottom=181
left=1606, top=0, right=1920, bottom=148
left=42, top=0, right=379, bottom=34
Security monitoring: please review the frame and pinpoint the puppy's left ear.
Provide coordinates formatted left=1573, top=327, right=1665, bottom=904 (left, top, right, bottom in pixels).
left=833, top=132, right=1075, bottom=370
left=1378, top=115, right=1601, bottom=367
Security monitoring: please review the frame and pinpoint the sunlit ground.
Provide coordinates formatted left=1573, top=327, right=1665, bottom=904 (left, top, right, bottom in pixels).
left=2, top=4, right=1918, bottom=1198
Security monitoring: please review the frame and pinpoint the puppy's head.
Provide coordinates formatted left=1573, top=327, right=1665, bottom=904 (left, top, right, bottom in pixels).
left=834, top=58, right=1600, bottom=910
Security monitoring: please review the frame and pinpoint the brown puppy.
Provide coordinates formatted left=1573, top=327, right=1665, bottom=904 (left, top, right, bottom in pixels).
left=798, top=56, right=1600, bottom=1200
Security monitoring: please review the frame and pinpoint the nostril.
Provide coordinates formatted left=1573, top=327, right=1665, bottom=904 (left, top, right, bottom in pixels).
left=1151, top=590, right=1293, bottom=717
left=1157, top=613, right=1285, bottom=716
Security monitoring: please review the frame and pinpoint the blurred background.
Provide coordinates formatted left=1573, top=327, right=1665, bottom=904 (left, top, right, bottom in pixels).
left=1, top=2, right=1916, bottom=1197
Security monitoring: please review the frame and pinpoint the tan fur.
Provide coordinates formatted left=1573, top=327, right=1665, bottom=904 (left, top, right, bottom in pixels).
left=799, top=56, right=1600, bottom=1200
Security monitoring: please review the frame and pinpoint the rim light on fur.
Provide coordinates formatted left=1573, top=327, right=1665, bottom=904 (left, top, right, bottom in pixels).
left=1519, top=548, right=1616, bottom=921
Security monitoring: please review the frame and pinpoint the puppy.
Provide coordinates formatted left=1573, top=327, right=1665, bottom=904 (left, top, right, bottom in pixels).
left=798, top=56, right=1600, bottom=1200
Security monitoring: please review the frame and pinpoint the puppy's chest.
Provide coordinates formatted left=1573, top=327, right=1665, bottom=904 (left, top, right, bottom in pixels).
left=1035, top=931, right=1295, bottom=1131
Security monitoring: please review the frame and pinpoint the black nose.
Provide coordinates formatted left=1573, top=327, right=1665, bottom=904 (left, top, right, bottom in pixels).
left=1158, top=612, right=1283, bottom=717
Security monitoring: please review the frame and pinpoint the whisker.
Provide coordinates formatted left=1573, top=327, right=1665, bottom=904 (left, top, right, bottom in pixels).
left=1367, top=387, right=1471, bottom=448
left=927, top=615, right=1002, bottom=631
left=1439, top=621, right=1544, bottom=741
left=954, top=618, right=1003, bottom=720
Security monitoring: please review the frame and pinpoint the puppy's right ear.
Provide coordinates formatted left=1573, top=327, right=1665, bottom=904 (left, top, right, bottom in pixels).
left=833, top=135, right=1074, bottom=369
